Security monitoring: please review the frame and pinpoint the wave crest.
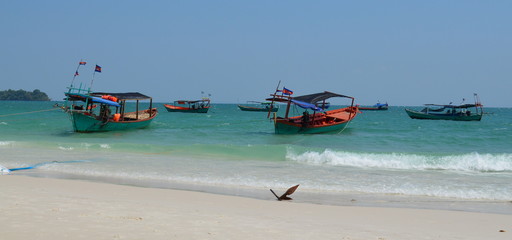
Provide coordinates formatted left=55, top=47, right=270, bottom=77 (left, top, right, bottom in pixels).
left=286, top=149, right=512, bottom=172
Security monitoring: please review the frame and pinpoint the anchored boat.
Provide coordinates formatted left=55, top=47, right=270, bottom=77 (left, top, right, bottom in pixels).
left=163, top=98, right=210, bottom=113
left=405, top=94, right=483, bottom=121
left=266, top=87, right=359, bottom=134
left=64, top=88, right=157, bottom=132
left=62, top=61, right=157, bottom=132
left=359, top=102, right=388, bottom=111
left=238, top=101, right=279, bottom=112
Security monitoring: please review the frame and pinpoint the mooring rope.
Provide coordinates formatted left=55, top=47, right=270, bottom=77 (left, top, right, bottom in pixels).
left=0, top=107, right=61, bottom=118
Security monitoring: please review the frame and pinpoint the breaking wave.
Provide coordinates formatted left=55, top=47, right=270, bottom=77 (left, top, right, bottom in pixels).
left=286, top=149, right=512, bottom=172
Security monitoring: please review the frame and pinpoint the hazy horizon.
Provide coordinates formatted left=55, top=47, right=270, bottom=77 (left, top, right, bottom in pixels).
left=2, top=1, right=511, bottom=107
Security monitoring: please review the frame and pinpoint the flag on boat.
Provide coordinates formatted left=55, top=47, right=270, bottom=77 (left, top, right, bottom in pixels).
left=79, top=61, right=86, bottom=65
left=95, top=65, right=102, bottom=73
left=282, top=87, right=293, bottom=95
left=74, top=71, right=79, bottom=76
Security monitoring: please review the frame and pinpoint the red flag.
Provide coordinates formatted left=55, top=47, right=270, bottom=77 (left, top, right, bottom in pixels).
left=282, top=87, right=293, bottom=95
left=79, top=61, right=86, bottom=65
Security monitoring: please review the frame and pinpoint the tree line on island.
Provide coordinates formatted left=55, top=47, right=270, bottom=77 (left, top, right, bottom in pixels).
left=0, top=89, right=50, bottom=101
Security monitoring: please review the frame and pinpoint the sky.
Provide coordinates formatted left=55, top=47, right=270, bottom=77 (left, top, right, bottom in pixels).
left=1, top=0, right=511, bottom=107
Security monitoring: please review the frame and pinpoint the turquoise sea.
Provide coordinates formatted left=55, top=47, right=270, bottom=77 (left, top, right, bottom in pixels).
left=1, top=101, right=511, bottom=213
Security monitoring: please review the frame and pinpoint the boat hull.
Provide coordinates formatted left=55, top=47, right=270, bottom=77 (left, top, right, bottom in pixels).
left=68, top=110, right=157, bottom=132
left=359, top=106, right=388, bottom=111
left=273, top=107, right=358, bottom=134
left=274, top=120, right=351, bottom=134
left=163, top=104, right=209, bottom=113
left=238, top=105, right=278, bottom=112
left=405, top=109, right=482, bottom=121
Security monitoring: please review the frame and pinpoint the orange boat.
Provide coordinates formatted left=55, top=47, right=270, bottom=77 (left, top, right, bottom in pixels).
left=267, top=89, right=359, bottom=134
left=163, top=98, right=210, bottom=113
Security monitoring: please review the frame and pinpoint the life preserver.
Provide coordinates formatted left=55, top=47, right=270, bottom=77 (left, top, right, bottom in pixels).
left=102, top=95, right=118, bottom=102
left=113, top=113, right=121, bottom=122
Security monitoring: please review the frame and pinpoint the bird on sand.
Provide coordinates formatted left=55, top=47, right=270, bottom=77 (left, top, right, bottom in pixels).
left=270, top=184, right=299, bottom=201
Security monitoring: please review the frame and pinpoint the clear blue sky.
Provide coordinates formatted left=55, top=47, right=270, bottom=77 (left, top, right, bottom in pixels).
left=1, top=1, right=510, bottom=107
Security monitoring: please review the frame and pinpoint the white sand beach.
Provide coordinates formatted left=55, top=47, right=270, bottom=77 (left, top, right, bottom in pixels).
left=1, top=175, right=511, bottom=240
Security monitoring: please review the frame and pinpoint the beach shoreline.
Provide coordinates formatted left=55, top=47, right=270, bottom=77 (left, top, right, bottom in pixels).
left=2, top=175, right=511, bottom=240
left=14, top=170, right=512, bottom=215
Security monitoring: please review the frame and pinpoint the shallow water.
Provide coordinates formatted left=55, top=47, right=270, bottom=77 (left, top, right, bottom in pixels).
left=1, top=101, right=511, bottom=213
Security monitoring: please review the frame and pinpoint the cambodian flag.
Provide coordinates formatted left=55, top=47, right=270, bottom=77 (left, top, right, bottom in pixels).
left=74, top=71, right=79, bottom=76
left=95, top=65, right=102, bottom=73
left=282, top=87, right=293, bottom=95
left=79, top=61, right=87, bottom=65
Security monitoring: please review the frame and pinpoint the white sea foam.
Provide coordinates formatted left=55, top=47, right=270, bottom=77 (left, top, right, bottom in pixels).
left=81, top=143, right=92, bottom=149
left=38, top=153, right=512, bottom=202
left=286, top=149, right=512, bottom=172
left=78, top=143, right=110, bottom=149
left=58, top=146, right=74, bottom=151
left=100, top=144, right=111, bottom=149
left=0, top=165, right=10, bottom=174
left=0, top=141, right=14, bottom=147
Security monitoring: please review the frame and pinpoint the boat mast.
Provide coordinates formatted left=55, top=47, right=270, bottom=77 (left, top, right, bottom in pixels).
left=136, top=99, right=139, bottom=120
left=149, top=98, right=153, bottom=116
left=90, top=64, right=101, bottom=91
left=70, top=59, right=85, bottom=88
left=267, top=80, right=281, bottom=118
left=348, top=97, right=355, bottom=120
left=474, top=93, right=483, bottom=114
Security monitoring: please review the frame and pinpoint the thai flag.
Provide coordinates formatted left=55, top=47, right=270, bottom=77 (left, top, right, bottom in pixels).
left=95, top=65, right=102, bottom=73
left=282, top=87, right=293, bottom=95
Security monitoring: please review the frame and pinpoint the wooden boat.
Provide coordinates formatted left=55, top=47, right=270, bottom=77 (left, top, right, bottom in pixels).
left=405, top=94, right=483, bottom=121
left=163, top=98, right=210, bottom=113
left=359, top=102, right=388, bottom=111
left=238, top=101, right=278, bottom=112
left=267, top=89, right=359, bottom=134
left=63, top=87, right=158, bottom=132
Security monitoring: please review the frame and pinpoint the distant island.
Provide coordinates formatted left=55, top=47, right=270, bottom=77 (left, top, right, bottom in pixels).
left=0, top=89, right=51, bottom=101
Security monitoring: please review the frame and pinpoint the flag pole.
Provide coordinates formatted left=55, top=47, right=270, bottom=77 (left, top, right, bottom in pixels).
left=90, top=68, right=96, bottom=92
left=90, top=64, right=100, bottom=91
left=267, top=80, right=281, bottom=118
left=70, top=59, right=83, bottom=88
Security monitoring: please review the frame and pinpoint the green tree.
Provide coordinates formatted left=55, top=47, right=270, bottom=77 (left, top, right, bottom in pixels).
left=0, top=89, right=51, bottom=101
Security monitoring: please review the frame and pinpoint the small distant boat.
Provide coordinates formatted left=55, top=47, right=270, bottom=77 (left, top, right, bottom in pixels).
left=405, top=94, right=483, bottom=121
left=238, top=101, right=279, bottom=112
left=63, top=89, right=158, bottom=132
left=163, top=98, right=210, bottom=113
left=359, top=102, right=388, bottom=111
left=267, top=87, right=359, bottom=134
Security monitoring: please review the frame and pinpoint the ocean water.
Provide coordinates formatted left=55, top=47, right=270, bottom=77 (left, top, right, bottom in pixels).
left=1, top=101, right=511, bottom=213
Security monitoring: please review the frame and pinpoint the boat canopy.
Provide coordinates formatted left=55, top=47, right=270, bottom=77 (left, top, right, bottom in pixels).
left=90, top=96, right=121, bottom=107
left=267, top=91, right=353, bottom=112
left=291, top=99, right=324, bottom=111
left=174, top=99, right=210, bottom=104
left=374, top=103, right=388, bottom=107
left=246, top=101, right=273, bottom=105
left=92, top=92, right=152, bottom=100
left=65, top=93, right=121, bottom=107
left=293, top=91, right=354, bottom=104
left=267, top=91, right=353, bottom=103
left=424, top=103, right=481, bottom=109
